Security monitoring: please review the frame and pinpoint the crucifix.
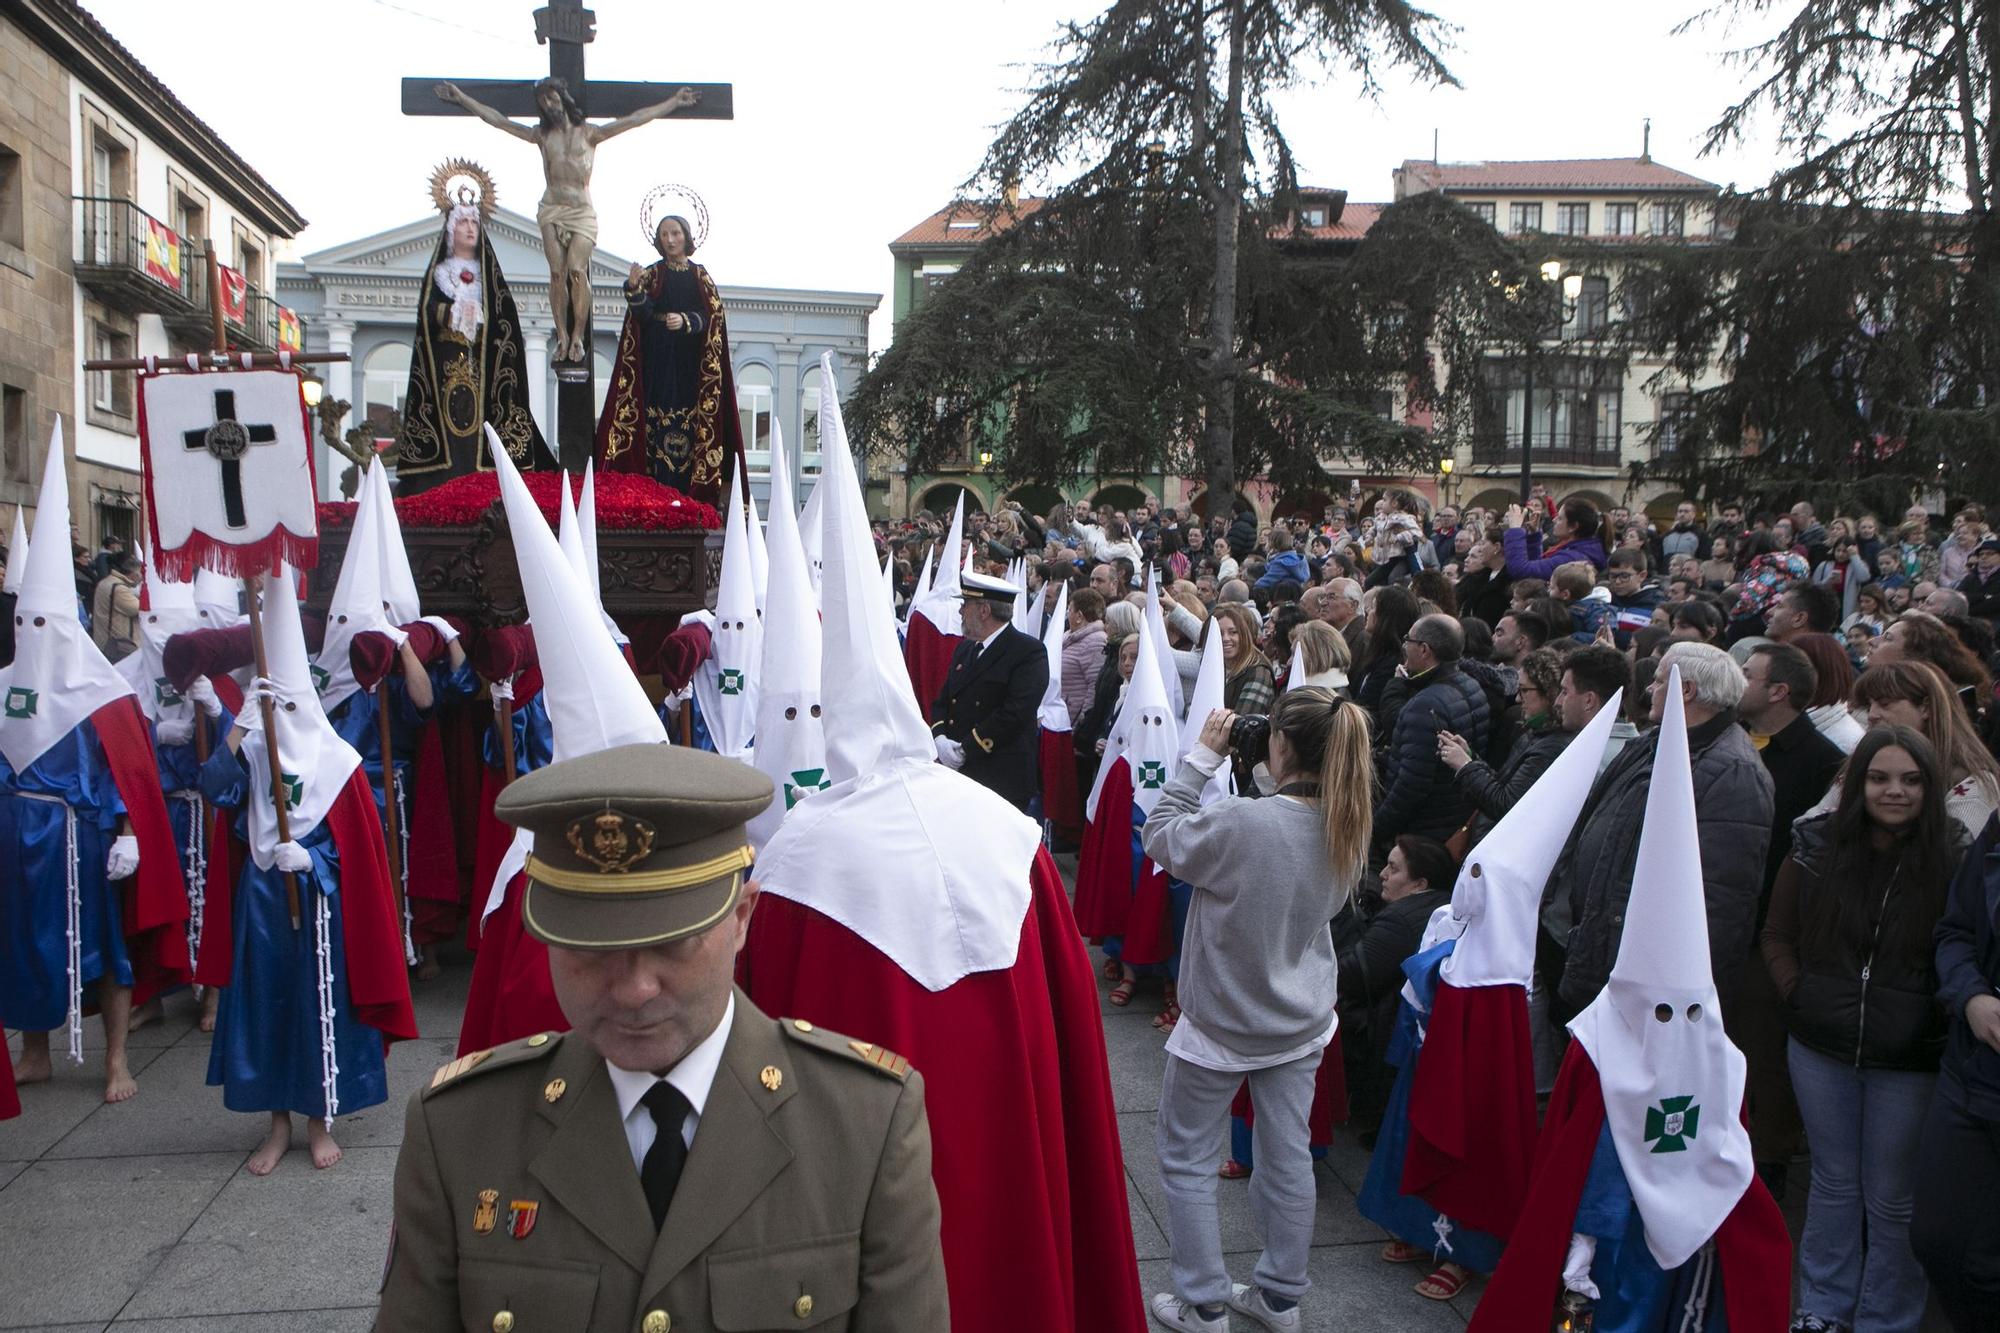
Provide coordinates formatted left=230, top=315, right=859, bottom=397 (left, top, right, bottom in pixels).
left=183, top=388, right=278, bottom=529
left=401, top=1, right=733, bottom=470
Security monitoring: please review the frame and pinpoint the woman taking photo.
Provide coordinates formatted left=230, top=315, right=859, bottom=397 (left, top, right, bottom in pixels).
left=1762, top=727, right=1967, bottom=1333
left=1140, top=689, right=1372, bottom=1332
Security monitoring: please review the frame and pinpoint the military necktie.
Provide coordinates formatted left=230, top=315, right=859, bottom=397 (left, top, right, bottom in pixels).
left=640, top=1082, right=692, bottom=1229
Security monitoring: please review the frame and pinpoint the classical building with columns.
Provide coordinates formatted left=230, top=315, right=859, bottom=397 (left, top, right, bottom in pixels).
left=278, top=206, right=878, bottom=503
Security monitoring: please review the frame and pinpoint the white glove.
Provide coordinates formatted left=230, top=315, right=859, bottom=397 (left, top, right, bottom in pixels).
left=934, top=736, right=966, bottom=770
left=155, top=719, right=194, bottom=747
left=489, top=676, right=515, bottom=704
left=1561, top=1233, right=1601, bottom=1300
left=273, top=841, right=312, bottom=873
left=418, top=615, right=460, bottom=644
left=186, top=676, right=223, bottom=719
left=106, top=835, right=140, bottom=880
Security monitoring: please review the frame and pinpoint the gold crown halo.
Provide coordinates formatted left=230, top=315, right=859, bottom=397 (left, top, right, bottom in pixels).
left=429, top=158, right=497, bottom=218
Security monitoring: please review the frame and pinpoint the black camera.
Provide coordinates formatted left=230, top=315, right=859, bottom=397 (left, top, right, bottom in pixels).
left=1228, top=713, right=1271, bottom=767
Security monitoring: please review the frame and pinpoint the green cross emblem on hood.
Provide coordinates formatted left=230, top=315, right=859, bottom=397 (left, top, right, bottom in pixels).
left=4, top=686, right=38, bottom=719
left=1644, top=1095, right=1701, bottom=1153
left=718, top=668, right=745, bottom=696
left=784, top=767, right=831, bottom=809
left=280, top=773, right=304, bottom=810
left=154, top=678, right=184, bottom=709
left=1136, top=760, right=1167, bottom=789
left=309, top=663, right=331, bottom=694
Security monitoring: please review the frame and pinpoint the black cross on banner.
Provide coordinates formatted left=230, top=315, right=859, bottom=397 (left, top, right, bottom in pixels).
left=183, top=389, right=278, bottom=529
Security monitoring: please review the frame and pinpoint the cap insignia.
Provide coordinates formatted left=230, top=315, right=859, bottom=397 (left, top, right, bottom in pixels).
left=566, top=808, right=657, bottom=873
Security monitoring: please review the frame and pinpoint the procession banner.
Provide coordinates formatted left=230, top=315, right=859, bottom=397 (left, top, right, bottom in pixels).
left=217, top=265, right=248, bottom=324
left=137, top=369, right=319, bottom=580
left=277, top=306, right=303, bottom=351
left=143, top=219, right=182, bottom=293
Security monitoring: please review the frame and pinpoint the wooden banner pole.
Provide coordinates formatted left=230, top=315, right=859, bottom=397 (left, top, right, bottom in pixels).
left=376, top=679, right=407, bottom=949
left=243, top=573, right=302, bottom=929
left=497, top=691, right=517, bottom=791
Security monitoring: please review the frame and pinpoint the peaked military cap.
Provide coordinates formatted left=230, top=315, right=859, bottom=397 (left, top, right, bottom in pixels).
left=494, top=742, right=774, bottom=950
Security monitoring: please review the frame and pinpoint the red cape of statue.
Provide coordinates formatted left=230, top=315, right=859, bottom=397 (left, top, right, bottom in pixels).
left=741, top=847, right=1147, bottom=1333
left=902, top=615, right=959, bottom=724
left=457, top=869, right=567, bottom=1057
left=1400, top=979, right=1540, bottom=1238
left=1038, top=727, right=1082, bottom=842
left=324, top=769, right=419, bottom=1045
left=1467, top=1045, right=1791, bottom=1333
left=1073, top=759, right=1133, bottom=938
left=93, top=696, right=190, bottom=1003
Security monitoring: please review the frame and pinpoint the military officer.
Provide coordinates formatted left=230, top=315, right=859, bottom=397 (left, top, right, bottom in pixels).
left=929, top=571, right=1049, bottom=811
left=375, top=742, right=947, bottom=1332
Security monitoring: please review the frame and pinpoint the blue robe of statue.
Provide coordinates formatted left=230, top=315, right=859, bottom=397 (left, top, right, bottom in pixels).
left=1567, top=1126, right=1731, bottom=1332
left=1355, top=936, right=1506, bottom=1274
left=0, top=721, right=132, bottom=1030
left=199, top=745, right=387, bottom=1119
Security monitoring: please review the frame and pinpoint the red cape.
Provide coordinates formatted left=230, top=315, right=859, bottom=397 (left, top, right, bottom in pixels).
left=93, top=696, right=190, bottom=1004
left=1467, top=1045, right=1792, bottom=1333
left=1038, top=727, right=1082, bottom=842
left=405, top=715, right=461, bottom=945
left=1073, top=759, right=1133, bottom=937
left=742, top=847, right=1146, bottom=1333
left=190, top=678, right=248, bottom=990
left=457, top=869, right=568, bottom=1057
left=1400, top=979, right=1539, bottom=1237
left=903, top=615, right=960, bottom=725
left=465, top=669, right=543, bottom=953
left=324, top=770, right=419, bottom=1045
left=0, top=1032, right=15, bottom=1121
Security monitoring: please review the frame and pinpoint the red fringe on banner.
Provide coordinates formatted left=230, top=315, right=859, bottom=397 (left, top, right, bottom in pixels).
left=150, top=529, right=319, bottom=584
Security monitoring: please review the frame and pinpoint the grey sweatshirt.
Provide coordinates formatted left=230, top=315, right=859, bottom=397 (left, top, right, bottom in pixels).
left=1140, top=755, right=1349, bottom=1058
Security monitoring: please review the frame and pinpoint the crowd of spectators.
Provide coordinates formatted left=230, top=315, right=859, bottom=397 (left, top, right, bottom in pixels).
left=874, top=485, right=2000, bottom=1330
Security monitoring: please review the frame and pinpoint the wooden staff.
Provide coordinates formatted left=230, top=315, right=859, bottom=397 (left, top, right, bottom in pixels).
left=242, top=573, right=301, bottom=929
left=496, top=683, right=517, bottom=790
left=376, top=679, right=406, bottom=941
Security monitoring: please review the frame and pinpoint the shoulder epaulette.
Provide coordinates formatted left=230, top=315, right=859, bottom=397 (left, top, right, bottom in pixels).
left=779, top=1018, right=912, bottom=1081
left=423, top=1031, right=563, bottom=1098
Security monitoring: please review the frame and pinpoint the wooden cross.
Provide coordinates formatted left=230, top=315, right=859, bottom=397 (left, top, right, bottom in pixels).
left=399, top=1, right=733, bottom=123
left=183, top=388, right=278, bottom=529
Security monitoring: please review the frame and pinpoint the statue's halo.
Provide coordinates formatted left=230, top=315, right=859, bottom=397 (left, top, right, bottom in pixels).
left=639, top=183, right=710, bottom=252
left=430, top=158, right=498, bottom=219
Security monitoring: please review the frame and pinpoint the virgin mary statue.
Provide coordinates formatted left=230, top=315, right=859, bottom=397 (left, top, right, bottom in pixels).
left=396, top=163, right=555, bottom=496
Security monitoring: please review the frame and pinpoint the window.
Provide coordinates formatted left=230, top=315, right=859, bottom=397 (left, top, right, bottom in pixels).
left=1649, top=202, right=1685, bottom=237
left=167, top=168, right=208, bottom=252
left=736, top=363, right=773, bottom=479
left=1509, top=203, right=1543, bottom=234
left=1299, top=206, right=1328, bottom=228
left=360, top=342, right=411, bottom=435
left=1657, top=391, right=1692, bottom=456
left=1605, top=203, right=1637, bottom=236
left=3, top=384, right=27, bottom=484
left=1486, top=356, right=1622, bottom=460
left=800, top=363, right=826, bottom=474
left=0, top=143, right=23, bottom=251
left=1466, top=202, right=1496, bottom=226
left=87, top=319, right=134, bottom=424
left=1555, top=203, right=1590, bottom=236
left=1566, top=275, right=1611, bottom=337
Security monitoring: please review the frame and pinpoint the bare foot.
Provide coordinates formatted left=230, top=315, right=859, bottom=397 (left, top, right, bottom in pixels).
left=127, top=999, right=162, bottom=1033
left=307, top=1118, right=342, bottom=1170
left=199, top=990, right=219, bottom=1034
left=103, top=1057, right=138, bottom=1104
left=247, top=1114, right=291, bottom=1176
left=415, top=948, right=442, bottom=982
left=14, top=1036, right=52, bottom=1085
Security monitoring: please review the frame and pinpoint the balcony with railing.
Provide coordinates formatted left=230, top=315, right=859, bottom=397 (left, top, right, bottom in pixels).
left=1471, top=428, right=1624, bottom=469
left=72, top=196, right=200, bottom=318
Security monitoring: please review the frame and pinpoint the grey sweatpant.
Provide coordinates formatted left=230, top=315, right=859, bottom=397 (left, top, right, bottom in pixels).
left=1156, top=1049, right=1322, bottom=1306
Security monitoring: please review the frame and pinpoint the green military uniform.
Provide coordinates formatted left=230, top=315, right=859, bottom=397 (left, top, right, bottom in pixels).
left=374, top=743, right=948, bottom=1331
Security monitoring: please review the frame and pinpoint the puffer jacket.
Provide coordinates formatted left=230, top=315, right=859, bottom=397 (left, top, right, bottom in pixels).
left=1763, top=814, right=1964, bottom=1071
left=1548, top=709, right=1775, bottom=1012
left=1374, top=661, right=1491, bottom=848
left=1060, top=621, right=1106, bottom=723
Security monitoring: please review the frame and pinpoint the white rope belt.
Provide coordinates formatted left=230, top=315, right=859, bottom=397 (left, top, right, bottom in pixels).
left=17, top=791, right=83, bottom=1063
left=169, top=790, right=207, bottom=973
left=313, top=884, right=339, bottom=1122
left=392, top=766, right=414, bottom=966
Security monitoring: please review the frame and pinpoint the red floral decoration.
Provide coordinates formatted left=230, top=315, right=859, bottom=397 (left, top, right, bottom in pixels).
left=316, top=470, right=721, bottom=532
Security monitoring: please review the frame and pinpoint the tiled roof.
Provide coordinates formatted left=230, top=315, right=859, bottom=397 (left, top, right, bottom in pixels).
left=892, top=199, right=1048, bottom=248
left=1399, top=158, right=1718, bottom=194
left=1301, top=202, right=1382, bottom=241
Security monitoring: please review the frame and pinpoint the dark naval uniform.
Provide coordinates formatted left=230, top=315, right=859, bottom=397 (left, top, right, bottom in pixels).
left=930, top=623, right=1048, bottom=811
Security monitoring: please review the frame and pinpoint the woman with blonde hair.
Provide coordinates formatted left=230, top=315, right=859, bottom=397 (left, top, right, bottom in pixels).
left=1289, top=619, right=1351, bottom=693
left=1848, top=660, right=2000, bottom=835
left=1211, top=602, right=1276, bottom=715
left=1141, top=689, right=1373, bottom=1330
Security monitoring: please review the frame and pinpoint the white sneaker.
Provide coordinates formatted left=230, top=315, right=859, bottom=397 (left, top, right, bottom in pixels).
left=1148, top=1292, right=1230, bottom=1332
left=1229, top=1282, right=1303, bottom=1331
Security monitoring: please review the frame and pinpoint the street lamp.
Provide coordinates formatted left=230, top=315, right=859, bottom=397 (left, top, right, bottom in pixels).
left=1513, top=260, right=1582, bottom=506
left=1438, top=455, right=1454, bottom=507
left=299, top=374, right=324, bottom=408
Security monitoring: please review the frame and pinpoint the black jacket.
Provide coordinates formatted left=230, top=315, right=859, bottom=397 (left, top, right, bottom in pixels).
left=1937, top=813, right=2000, bottom=1115
left=1375, top=661, right=1492, bottom=848
left=932, top=624, right=1049, bottom=812
left=1226, top=511, right=1259, bottom=561
left=1755, top=711, right=1844, bottom=904
left=1455, top=567, right=1513, bottom=628
left=1073, top=639, right=1124, bottom=762
left=1337, top=887, right=1450, bottom=1015
left=1548, top=709, right=1775, bottom=1014
left=1458, top=725, right=1572, bottom=846
left=1959, top=567, right=2000, bottom=624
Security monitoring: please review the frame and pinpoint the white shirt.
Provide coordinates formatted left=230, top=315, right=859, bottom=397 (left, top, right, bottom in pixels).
left=975, top=623, right=1007, bottom=655
left=605, top=993, right=735, bottom=1173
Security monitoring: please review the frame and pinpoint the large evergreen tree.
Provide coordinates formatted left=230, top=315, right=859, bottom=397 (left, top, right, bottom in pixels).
left=852, top=0, right=1456, bottom=517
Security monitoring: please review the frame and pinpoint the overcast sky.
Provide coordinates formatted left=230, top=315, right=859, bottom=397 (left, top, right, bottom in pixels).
left=84, top=0, right=1796, bottom=348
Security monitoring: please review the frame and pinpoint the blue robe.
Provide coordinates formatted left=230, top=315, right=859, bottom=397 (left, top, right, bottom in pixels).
left=1356, top=937, right=1506, bottom=1274
left=1569, top=1127, right=1731, bottom=1332
left=151, top=708, right=234, bottom=978
left=0, top=721, right=132, bottom=1030
left=1097, top=805, right=1188, bottom=980
left=199, top=746, right=387, bottom=1119
left=482, top=690, right=553, bottom=777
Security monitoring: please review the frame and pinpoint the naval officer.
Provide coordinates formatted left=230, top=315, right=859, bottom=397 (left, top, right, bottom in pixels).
left=375, top=741, right=947, bottom=1331
left=930, top=570, right=1048, bottom=812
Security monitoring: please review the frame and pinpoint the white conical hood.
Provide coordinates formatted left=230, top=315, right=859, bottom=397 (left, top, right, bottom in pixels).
left=365, top=464, right=420, bottom=625
left=1142, top=570, right=1185, bottom=723
left=743, top=464, right=769, bottom=616
left=1036, top=582, right=1071, bottom=731
left=314, top=470, right=406, bottom=716
left=690, top=466, right=763, bottom=759
left=1009, top=558, right=1028, bottom=623
left=797, top=470, right=825, bottom=601
left=193, top=565, right=245, bottom=629
left=3, top=506, right=27, bottom=595
left=1119, top=610, right=1180, bottom=817
left=880, top=549, right=896, bottom=613
left=559, top=463, right=628, bottom=645
left=0, top=422, right=135, bottom=774
left=239, top=563, right=361, bottom=869
left=914, top=491, right=966, bottom=634
left=555, top=468, right=587, bottom=585
left=1441, top=691, right=1623, bottom=988
left=747, top=421, right=826, bottom=852
left=903, top=546, right=933, bottom=631
left=1284, top=638, right=1308, bottom=692
left=1183, top=618, right=1235, bottom=806
left=1023, top=578, right=1047, bottom=640
left=118, top=545, right=202, bottom=724
left=1569, top=666, right=1753, bottom=1270
left=751, top=371, right=1038, bottom=992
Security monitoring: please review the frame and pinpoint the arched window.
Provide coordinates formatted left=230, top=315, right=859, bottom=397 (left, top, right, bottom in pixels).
left=360, top=342, right=410, bottom=436
left=737, top=363, right=774, bottom=479
left=800, top=362, right=825, bottom=476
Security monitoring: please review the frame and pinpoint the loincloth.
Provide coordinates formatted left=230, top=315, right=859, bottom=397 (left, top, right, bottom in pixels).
left=535, top=198, right=599, bottom=253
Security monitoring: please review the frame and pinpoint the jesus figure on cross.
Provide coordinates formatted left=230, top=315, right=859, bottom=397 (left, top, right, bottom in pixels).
left=435, top=77, right=698, bottom=365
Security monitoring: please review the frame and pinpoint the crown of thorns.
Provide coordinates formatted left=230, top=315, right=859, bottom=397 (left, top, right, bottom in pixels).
left=639, top=184, right=709, bottom=251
